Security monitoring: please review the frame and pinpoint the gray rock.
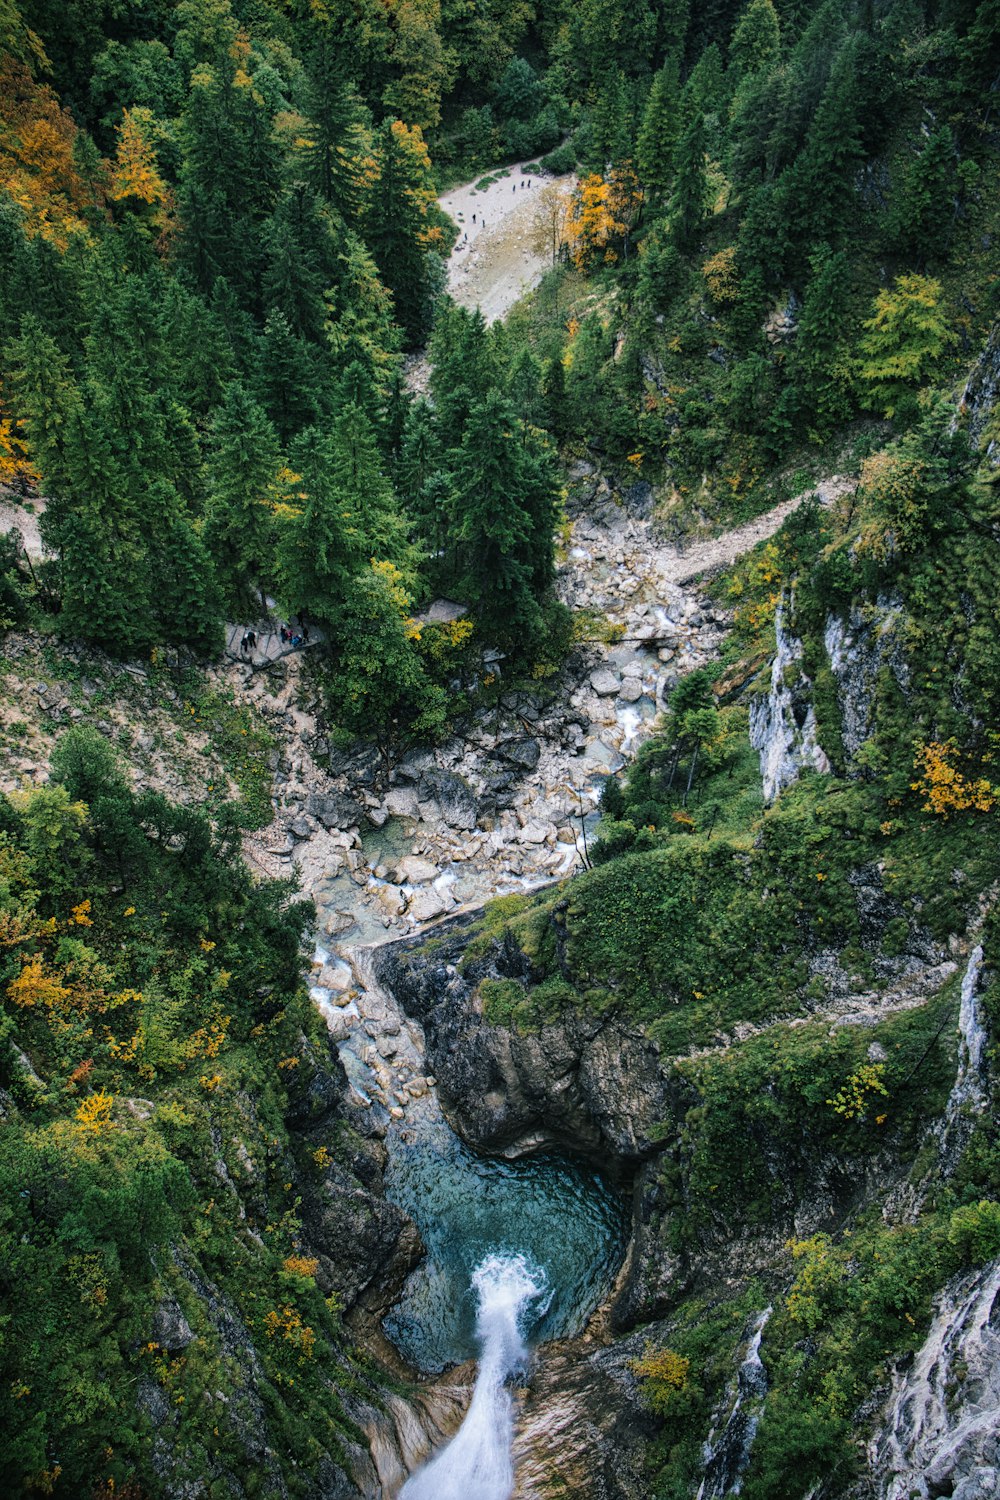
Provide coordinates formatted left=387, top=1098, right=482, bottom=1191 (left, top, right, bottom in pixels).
left=621, top=480, right=654, bottom=519
left=590, top=669, right=622, bottom=697
left=367, top=805, right=389, bottom=827
left=408, top=890, right=448, bottom=923
left=494, top=736, right=542, bottom=771
left=152, top=1299, right=194, bottom=1353
left=418, top=769, right=478, bottom=831
left=395, top=856, right=440, bottom=885
left=307, top=790, right=365, bottom=830
left=384, top=786, right=420, bottom=819
left=395, top=749, right=435, bottom=781
left=617, top=678, right=643, bottom=703
left=324, top=909, right=357, bottom=937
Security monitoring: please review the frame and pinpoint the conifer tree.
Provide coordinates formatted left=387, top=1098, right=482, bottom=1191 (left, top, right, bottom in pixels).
left=729, top=0, right=781, bottom=78
left=255, top=311, right=323, bottom=443
left=328, top=561, right=446, bottom=771
left=637, top=58, right=680, bottom=203
left=278, top=426, right=358, bottom=625
left=671, top=112, right=709, bottom=251
left=204, top=382, right=281, bottom=615
left=454, top=390, right=545, bottom=646
left=363, top=118, right=437, bottom=344
left=784, top=245, right=855, bottom=437
left=858, top=273, right=955, bottom=420
left=299, top=20, right=366, bottom=221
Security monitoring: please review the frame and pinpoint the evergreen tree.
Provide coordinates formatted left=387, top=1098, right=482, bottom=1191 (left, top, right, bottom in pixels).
left=262, top=196, right=327, bottom=343
left=542, top=355, right=569, bottom=439
left=278, top=426, right=358, bottom=625
left=888, top=126, right=958, bottom=264
left=729, top=0, right=781, bottom=78
left=363, top=118, right=437, bottom=344
left=454, top=390, right=546, bottom=647
left=636, top=57, right=681, bottom=203
left=255, top=311, right=323, bottom=443
left=671, top=112, right=709, bottom=251
left=328, top=562, right=446, bottom=772
left=299, top=19, right=367, bottom=221
left=858, top=273, right=955, bottom=420
left=784, top=245, right=855, bottom=437
left=428, top=301, right=496, bottom=447
left=204, top=383, right=281, bottom=615
left=147, top=484, right=223, bottom=653
left=328, top=402, right=410, bottom=572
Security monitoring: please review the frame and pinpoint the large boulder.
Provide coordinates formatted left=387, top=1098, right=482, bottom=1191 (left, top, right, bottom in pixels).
left=307, top=790, right=365, bottom=830
left=493, top=737, right=542, bottom=772
left=418, top=769, right=478, bottom=831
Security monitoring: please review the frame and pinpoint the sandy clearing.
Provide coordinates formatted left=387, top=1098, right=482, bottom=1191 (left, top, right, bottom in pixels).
left=0, top=491, right=47, bottom=560
left=440, top=165, right=575, bottom=324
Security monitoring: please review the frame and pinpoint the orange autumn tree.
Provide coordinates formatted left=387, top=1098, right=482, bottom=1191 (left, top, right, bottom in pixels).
left=109, top=107, right=173, bottom=238
left=0, top=377, right=40, bottom=490
left=0, top=56, right=107, bottom=248
left=565, top=164, right=642, bottom=269
left=911, top=740, right=996, bottom=818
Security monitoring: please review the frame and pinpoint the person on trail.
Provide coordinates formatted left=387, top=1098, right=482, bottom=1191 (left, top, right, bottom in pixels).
left=472, top=213, right=475, bottom=223
left=240, top=634, right=250, bottom=656
left=247, top=629, right=257, bottom=652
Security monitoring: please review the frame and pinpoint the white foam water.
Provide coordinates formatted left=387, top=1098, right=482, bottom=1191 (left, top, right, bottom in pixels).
left=401, top=1253, right=547, bottom=1500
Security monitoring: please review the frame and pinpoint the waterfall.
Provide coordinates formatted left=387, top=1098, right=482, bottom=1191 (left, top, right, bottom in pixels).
left=695, top=1308, right=772, bottom=1499
left=748, top=602, right=830, bottom=804
left=869, top=1257, right=1000, bottom=1499
left=400, top=1253, right=547, bottom=1500
left=939, top=946, right=988, bottom=1171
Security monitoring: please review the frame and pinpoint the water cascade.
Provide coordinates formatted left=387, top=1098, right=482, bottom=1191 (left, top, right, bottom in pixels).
left=869, top=1256, right=1000, bottom=1499
left=695, top=1308, right=772, bottom=1500
left=400, top=1254, right=547, bottom=1500
left=939, top=945, right=987, bottom=1170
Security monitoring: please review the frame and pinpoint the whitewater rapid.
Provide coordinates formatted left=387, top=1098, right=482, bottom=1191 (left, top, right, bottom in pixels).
left=401, top=1253, right=548, bottom=1500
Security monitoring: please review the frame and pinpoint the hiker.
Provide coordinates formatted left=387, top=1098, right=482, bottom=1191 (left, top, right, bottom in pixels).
left=240, top=633, right=250, bottom=656
left=472, top=213, right=475, bottom=223
left=247, top=629, right=257, bottom=652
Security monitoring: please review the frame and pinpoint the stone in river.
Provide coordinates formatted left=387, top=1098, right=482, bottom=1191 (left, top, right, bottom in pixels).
left=395, top=855, right=440, bottom=885
left=408, top=890, right=447, bottom=923
left=324, top=909, right=356, bottom=937
left=590, top=668, right=621, bottom=697
left=618, top=677, right=644, bottom=703
left=377, top=886, right=407, bottom=918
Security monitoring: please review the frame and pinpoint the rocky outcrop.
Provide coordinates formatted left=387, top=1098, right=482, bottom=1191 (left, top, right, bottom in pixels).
left=513, top=1336, right=657, bottom=1499
left=958, top=319, right=1000, bottom=467
left=371, top=921, right=672, bottom=1169
left=824, top=595, right=908, bottom=759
